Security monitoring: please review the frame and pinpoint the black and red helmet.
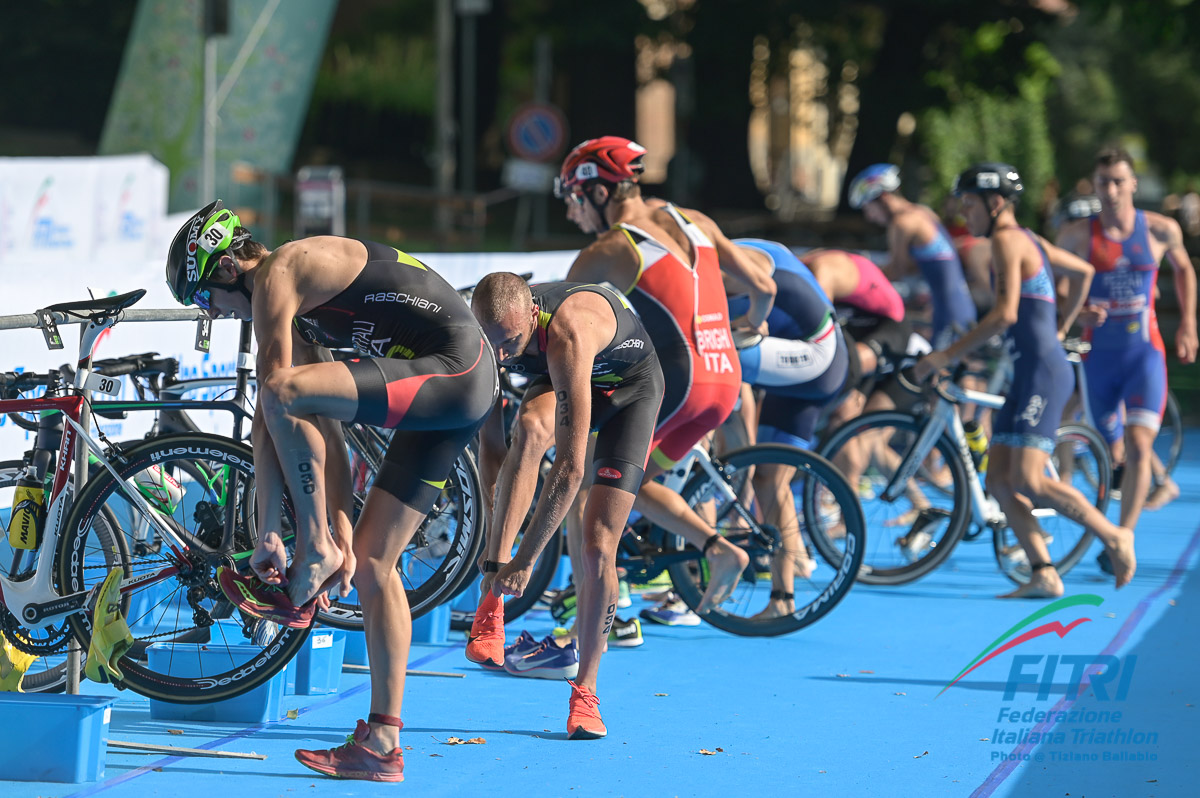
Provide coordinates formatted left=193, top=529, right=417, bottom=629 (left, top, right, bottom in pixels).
left=554, top=136, right=647, bottom=198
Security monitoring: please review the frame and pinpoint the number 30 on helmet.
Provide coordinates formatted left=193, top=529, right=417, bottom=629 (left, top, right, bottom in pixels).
left=165, top=199, right=250, bottom=306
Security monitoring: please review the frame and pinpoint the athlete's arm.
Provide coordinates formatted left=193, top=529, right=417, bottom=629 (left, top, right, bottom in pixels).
left=496, top=304, right=607, bottom=597
left=1035, top=232, right=1094, bottom=337
left=247, top=253, right=306, bottom=583
left=884, top=218, right=917, bottom=280
left=1150, top=213, right=1198, bottom=364
left=1054, top=219, right=1106, bottom=329
left=689, top=211, right=776, bottom=329
left=915, top=231, right=1022, bottom=379
left=565, top=235, right=636, bottom=292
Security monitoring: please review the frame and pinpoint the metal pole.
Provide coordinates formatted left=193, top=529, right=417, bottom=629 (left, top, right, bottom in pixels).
left=461, top=14, right=476, bottom=194
left=435, top=0, right=456, bottom=234
left=67, top=321, right=98, bottom=695
left=202, top=36, right=217, bottom=205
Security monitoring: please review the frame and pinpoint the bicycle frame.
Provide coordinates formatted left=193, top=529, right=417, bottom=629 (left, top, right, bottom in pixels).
left=0, top=316, right=200, bottom=631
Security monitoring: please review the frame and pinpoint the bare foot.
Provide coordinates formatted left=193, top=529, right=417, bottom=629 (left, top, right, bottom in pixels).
left=998, top=568, right=1064, bottom=599
left=884, top=507, right=922, bottom=528
left=792, top=550, right=816, bottom=580
left=287, top=548, right=344, bottom=607
left=697, top=538, right=750, bottom=613
left=1145, top=478, right=1180, bottom=511
left=1104, top=527, right=1137, bottom=589
left=751, top=598, right=793, bottom=620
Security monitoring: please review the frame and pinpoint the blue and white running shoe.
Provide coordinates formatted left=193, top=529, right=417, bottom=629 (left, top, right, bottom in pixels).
left=503, top=631, right=550, bottom=668
left=639, top=599, right=701, bottom=627
left=503, top=638, right=579, bottom=679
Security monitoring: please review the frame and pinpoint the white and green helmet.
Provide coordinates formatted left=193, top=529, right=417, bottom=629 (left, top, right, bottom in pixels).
left=165, top=200, right=249, bottom=305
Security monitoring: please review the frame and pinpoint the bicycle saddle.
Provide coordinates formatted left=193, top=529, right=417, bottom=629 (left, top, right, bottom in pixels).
left=44, top=288, right=146, bottom=318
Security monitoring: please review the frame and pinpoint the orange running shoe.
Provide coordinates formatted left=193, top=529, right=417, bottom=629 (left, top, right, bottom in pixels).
left=465, top=591, right=505, bottom=669
left=566, top=679, right=607, bottom=740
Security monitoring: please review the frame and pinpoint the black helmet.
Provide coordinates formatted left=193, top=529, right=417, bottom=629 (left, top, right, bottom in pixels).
left=952, top=163, right=1024, bottom=200
left=165, top=200, right=249, bottom=306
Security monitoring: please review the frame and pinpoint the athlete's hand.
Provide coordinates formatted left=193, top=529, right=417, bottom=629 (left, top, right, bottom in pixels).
left=1176, top=324, right=1198, bottom=364
left=491, top=557, right=533, bottom=599
left=250, top=532, right=289, bottom=586
left=1077, top=303, right=1107, bottom=328
left=730, top=314, right=769, bottom=337
left=913, top=351, right=950, bottom=383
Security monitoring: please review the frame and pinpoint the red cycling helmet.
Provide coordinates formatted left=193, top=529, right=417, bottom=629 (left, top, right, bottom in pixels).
left=554, top=136, right=647, bottom=198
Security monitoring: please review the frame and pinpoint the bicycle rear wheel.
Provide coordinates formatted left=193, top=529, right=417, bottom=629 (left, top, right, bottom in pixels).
left=57, top=433, right=309, bottom=704
left=663, top=444, right=864, bottom=636
left=816, top=411, right=971, bottom=584
left=992, top=423, right=1111, bottom=583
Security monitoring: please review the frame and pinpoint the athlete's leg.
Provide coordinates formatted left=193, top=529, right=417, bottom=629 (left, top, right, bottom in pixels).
left=574, top=484, right=637, bottom=691
left=987, top=445, right=1063, bottom=599
left=1119, top=424, right=1157, bottom=530
left=1007, top=444, right=1135, bottom=589
left=351, top=488, right=427, bottom=756
left=258, top=360, right=359, bottom=605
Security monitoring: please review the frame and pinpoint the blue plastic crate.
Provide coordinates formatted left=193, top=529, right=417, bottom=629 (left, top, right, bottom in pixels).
left=0, top=692, right=114, bottom=782
left=343, top=630, right=369, bottom=666
left=145, top=640, right=286, bottom=723
left=285, top=629, right=346, bottom=695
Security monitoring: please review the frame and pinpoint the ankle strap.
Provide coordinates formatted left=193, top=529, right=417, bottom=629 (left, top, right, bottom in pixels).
left=1031, top=562, right=1056, bottom=572
left=368, top=713, right=403, bottom=729
left=769, top=590, right=794, bottom=601
left=702, top=535, right=721, bottom=556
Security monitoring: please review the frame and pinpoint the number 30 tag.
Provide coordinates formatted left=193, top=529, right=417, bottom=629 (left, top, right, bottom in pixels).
left=84, top=371, right=124, bottom=396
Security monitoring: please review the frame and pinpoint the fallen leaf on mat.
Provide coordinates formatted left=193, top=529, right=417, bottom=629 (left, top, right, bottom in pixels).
left=716, top=747, right=724, bottom=752
left=1147, top=779, right=1158, bottom=783
left=699, top=749, right=717, bottom=756
left=430, top=753, right=443, bottom=757
left=167, top=729, right=183, bottom=735
left=444, top=736, right=487, bottom=745
left=286, top=709, right=299, bottom=720
left=1169, top=600, right=1176, bottom=606
left=404, top=746, right=413, bottom=750
left=819, top=770, right=827, bottom=773
left=654, top=693, right=668, bottom=697
left=914, top=750, right=929, bottom=759
left=858, top=670, right=874, bottom=674
left=153, top=767, right=163, bottom=772
left=836, top=673, right=849, bottom=678
left=1105, top=612, right=1117, bottom=618
left=894, top=692, right=907, bottom=696
left=979, top=738, right=989, bottom=742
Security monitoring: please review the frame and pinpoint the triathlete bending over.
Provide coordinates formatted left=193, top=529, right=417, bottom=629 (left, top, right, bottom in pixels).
left=468, top=275, right=665, bottom=740
left=558, top=136, right=775, bottom=613
left=165, top=203, right=498, bottom=782
left=914, top=164, right=1136, bottom=598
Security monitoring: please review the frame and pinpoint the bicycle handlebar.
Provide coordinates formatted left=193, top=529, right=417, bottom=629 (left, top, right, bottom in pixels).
left=90, top=352, right=180, bottom=381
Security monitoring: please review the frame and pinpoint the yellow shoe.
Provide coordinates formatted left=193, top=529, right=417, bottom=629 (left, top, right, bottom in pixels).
left=0, top=632, right=38, bottom=692
left=84, top=567, right=135, bottom=683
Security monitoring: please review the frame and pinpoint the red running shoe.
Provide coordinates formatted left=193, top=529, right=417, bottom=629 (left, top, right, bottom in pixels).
left=216, top=567, right=316, bottom=629
left=465, top=591, right=506, bottom=669
left=295, top=719, right=404, bottom=782
left=566, top=679, right=607, bottom=740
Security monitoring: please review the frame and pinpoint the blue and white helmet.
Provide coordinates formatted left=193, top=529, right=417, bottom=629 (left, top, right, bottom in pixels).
left=848, top=164, right=901, bottom=209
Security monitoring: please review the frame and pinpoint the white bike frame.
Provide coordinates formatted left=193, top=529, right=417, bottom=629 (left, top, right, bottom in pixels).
left=0, top=314, right=195, bottom=631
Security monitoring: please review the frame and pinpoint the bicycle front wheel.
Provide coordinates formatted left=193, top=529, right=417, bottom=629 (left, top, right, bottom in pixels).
left=816, top=411, right=971, bottom=584
left=56, top=433, right=309, bottom=704
left=664, top=444, right=864, bottom=637
left=992, top=423, right=1111, bottom=583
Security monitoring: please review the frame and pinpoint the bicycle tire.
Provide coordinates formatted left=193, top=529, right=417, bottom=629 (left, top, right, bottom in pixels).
left=1155, top=390, right=1183, bottom=480
left=317, top=448, right=486, bottom=629
left=56, top=432, right=310, bottom=704
left=992, top=422, right=1111, bottom=583
left=663, top=444, right=864, bottom=637
left=816, top=411, right=971, bottom=585
left=448, top=530, right=564, bottom=631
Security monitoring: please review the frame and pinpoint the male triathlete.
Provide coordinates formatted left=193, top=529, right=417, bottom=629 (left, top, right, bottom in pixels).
left=555, top=136, right=773, bottom=613
left=914, top=164, right=1136, bottom=598
left=1055, top=147, right=1197, bottom=535
left=849, top=163, right=977, bottom=348
left=165, top=202, right=498, bottom=781
left=468, top=273, right=665, bottom=739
